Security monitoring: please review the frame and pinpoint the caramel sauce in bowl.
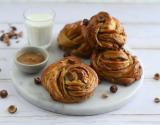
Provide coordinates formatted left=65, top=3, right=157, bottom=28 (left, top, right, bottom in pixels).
left=15, top=47, right=49, bottom=73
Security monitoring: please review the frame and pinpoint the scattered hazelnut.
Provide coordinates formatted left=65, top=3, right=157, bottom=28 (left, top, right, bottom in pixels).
left=101, top=94, right=108, bottom=99
left=8, top=105, right=17, bottom=114
left=110, top=85, right=118, bottom=93
left=154, top=97, right=160, bottom=103
left=0, top=25, right=22, bottom=46
left=154, top=73, right=160, bottom=80
left=0, top=90, right=8, bottom=98
left=34, top=77, right=41, bottom=85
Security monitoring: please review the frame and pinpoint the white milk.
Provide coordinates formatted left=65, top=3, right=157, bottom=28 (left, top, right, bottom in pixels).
left=25, top=14, right=53, bottom=48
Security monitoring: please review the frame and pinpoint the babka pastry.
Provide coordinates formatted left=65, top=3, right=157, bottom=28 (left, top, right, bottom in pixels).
left=58, top=20, right=92, bottom=58
left=41, top=56, right=98, bottom=103
left=91, top=49, right=142, bottom=86
left=85, top=11, right=126, bottom=50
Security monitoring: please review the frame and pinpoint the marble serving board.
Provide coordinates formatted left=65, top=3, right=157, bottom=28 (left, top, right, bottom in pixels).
left=11, top=36, right=144, bottom=116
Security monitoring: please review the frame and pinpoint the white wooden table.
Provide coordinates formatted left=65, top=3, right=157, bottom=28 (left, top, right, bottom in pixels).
left=0, top=2, right=160, bottom=125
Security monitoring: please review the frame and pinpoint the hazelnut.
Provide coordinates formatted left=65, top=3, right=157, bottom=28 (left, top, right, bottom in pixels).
left=0, top=90, right=8, bottom=98
left=34, top=77, right=41, bottom=85
left=154, top=73, right=160, bottom=80
left=154, top=97, right=160, bottom=103
left=110, top=85, right=118, bottom=93
left=8, top=105, right=17, bottom=114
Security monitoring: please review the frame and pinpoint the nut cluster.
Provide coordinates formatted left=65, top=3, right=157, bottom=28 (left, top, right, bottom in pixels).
left=0, top=25, right=23, bottom=46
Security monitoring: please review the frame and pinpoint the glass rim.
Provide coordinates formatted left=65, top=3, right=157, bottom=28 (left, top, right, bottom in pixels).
left=23, top=8, right=56, bottom=22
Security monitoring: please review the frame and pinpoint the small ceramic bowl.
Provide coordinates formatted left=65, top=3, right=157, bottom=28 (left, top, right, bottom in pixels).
left=15, top=46, right=49, bottom=74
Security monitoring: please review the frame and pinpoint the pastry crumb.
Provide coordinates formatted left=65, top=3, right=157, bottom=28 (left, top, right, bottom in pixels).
left=101, top=94, right=108, bottom=99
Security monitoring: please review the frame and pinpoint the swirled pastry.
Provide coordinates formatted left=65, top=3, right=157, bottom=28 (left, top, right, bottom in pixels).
left=58, top=21, right=92, bottom=58
left=41, top=56, right=98, bottom=103
left=91, top=49, right=142, bottom=86
left=86, top=11, right=126, bottom=50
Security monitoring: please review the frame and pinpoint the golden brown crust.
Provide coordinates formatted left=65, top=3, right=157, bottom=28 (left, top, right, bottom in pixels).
left=57, top=21, right=92, bottom=58
left=86, top=11, right=126, bottom=50
left=91, top=49, right=142, bottom=86
left=41, top=56, right=98, bottom=103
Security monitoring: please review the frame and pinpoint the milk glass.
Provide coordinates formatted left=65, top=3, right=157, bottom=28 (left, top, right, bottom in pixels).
left=24, top=8, right=55, bottom=49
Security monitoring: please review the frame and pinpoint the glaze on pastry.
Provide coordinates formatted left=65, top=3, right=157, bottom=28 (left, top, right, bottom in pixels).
left=58, top=21, right=92, bottom=58
left=41, top=56, right=98, bottom=103
left=91, top=49, right=142, bottom=86
left=85, top=11, right=126, bottom=50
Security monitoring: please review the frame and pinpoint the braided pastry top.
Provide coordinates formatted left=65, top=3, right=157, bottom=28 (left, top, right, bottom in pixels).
left=86, top=11, right=126, bottom=50
left=41, top=56, right=98, bottom=103
left=91, top=49, right=142, bottom=86
left=58, top=21, right=92, bottom=58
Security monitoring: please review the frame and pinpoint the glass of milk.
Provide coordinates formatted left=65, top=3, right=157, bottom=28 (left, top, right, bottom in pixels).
left=24, top=8, right=55, bottom=49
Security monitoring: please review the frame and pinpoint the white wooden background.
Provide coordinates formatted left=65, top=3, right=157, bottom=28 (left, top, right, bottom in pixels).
left=0, top=2, right=160, bottom=125
left=1, top=0, right=160, bottom=3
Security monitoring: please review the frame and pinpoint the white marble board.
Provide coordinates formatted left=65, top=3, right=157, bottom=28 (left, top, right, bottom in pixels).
left=11, top=35, right=144, bottom=116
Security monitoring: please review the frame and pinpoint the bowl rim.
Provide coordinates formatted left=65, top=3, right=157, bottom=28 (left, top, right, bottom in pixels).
left=15, top=46, right=49, bottom=67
